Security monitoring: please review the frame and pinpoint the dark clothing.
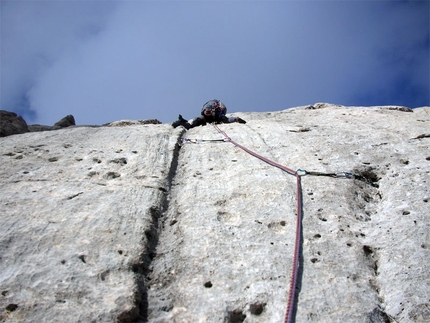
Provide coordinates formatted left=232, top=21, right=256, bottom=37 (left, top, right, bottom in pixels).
left=172, top=114, right=245, bottom=129
left=190, top=114, right=239, bottom=127
left=172, top=99, right=246, bottom=130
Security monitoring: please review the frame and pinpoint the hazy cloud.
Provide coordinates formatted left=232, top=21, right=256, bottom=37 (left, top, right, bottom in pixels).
left=1, top=1, right=428, bottom=125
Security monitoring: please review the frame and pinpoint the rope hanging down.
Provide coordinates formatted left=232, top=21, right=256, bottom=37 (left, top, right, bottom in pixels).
left=182, top=124, right=355, bottom=322
left=211, top=124, right=301, bottom=323
left=208, top=124, right=355, bottom=323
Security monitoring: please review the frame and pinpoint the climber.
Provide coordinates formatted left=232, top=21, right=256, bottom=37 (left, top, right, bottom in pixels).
left=172, top=99, right=246, bottom=130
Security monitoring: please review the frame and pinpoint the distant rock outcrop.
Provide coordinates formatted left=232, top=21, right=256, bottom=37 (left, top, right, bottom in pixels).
left=28, top=114, right=76, bottom=133
left=0, top=104, right=429, bottom=323
left=53, top=114, right=76, bottom=128
left=105, top=119, right=162, bottom=127
left=0, top=110, right=29, bottom=137
left=1, top=111, right=78, bottom=136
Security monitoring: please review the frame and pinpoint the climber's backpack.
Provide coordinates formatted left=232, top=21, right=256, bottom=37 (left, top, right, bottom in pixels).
left=201, top=100, right=227, bottom=118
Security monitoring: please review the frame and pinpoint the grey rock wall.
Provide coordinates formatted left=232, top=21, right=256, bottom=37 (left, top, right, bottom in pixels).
left=0, top=125, right=183, bottom=322
left=1, top=104, right=429, bottom=322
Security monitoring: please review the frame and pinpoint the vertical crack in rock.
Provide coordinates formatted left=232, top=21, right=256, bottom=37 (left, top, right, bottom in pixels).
left=353, top=167, right=381, bottom=188
left=363, top=245, right=383, bottom=297
left=350, top=166, right=382, bottom=222
left=343, top=165, right=389, bottom=320
left=122, top=130, right=184, bottom=323
left=350, top=165, right=394, bottom=321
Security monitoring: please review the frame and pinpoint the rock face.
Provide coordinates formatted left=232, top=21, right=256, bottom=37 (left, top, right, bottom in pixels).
left=1, top=111, right=78, bottom=135
left=53, top=114, right=76, bottom=128
left=105, top=119, right=162, bottom=127
left=0, top=111, right=29, bottom=137
left=0, top=124, right=180, bottom=322
left=0, top=104, right=429, bottom=323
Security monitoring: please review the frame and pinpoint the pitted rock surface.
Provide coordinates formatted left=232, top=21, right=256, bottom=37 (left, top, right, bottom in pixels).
left=0, top=124, right=182, bottom=322
left=1, top=104, right=429, bottom=323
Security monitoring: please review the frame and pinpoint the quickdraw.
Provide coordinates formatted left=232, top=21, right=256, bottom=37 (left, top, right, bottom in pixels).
left=297, top=169, right=354, bottom=179
left=180, top=138, right=228, bottom=145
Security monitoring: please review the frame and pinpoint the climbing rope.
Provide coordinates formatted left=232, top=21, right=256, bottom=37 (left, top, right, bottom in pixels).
left=183, top=124, right=355, bottom=322
left=211, top=124, right=297, bottom=176
left=211, top=124, right=301, bottom=323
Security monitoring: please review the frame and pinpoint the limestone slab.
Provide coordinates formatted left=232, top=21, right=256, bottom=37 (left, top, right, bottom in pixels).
left=0, top=125, right=182, bottom=322
left=1, top=105, right=429, bottom=323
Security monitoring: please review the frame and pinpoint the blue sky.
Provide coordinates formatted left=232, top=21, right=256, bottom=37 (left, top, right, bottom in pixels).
left=1, top=0, right=429, bottom=126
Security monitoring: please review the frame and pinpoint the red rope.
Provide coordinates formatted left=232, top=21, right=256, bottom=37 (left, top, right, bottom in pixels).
left=212, top=124, right=297, bottom=175
left=285, top=172, right=302, bottom=323
left=212, top=124, right=302, bottom=323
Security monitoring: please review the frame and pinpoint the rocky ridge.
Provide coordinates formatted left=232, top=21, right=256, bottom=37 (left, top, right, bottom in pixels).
left=0, top=110, right=162, bottom=137
left=0, top=104, right=429, bottom=322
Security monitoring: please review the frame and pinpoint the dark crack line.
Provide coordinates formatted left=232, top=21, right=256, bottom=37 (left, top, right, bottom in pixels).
left=135, top=129, right=185, bottom=323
